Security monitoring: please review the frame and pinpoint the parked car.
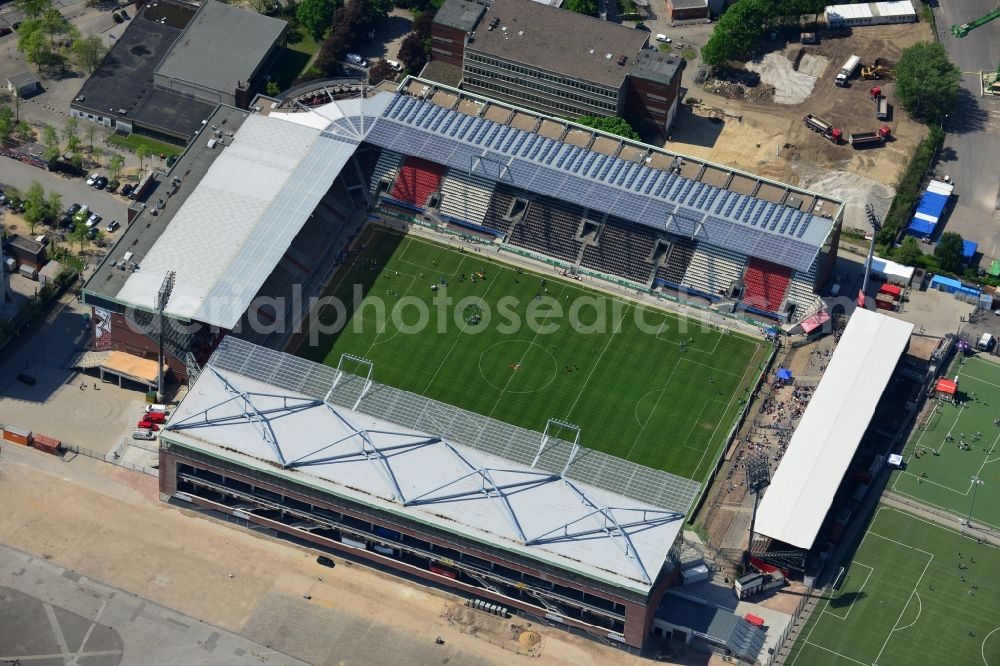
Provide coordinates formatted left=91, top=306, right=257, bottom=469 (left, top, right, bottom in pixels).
left=85, top=213, right=102, bottom=228
left=66, top=203, right=81, bottom=217
left=86, top=227, right=99, bottom=240
left=94, top=176, right=109, bottom=190
left=386, top=59, right=402, bottom=72
left=0, top=27, right=13, bottom=37
left=132, top=429, right=156, bottom=440
left=145, top=411, right=167, bottom=424
left=105, top=220, right=120, bottom=233
left=73, top=205, right=89, bottom=223
left=120, top=184, right=134, bottom=198
left=136, top=419, right=160, bottom=431
left=106, top=179, right=119, bottom=193
left=346, top=53, right=367, bottom=67
left=86, top=173, right=100, bottom=186
left=655, top=33, right=671, bottom=43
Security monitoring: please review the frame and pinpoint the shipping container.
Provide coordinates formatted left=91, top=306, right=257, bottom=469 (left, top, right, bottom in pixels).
left=374, top=525, right=402, bottom=540
left=2, top=426, right=31, bottom=446
left=30, top=433, right=61, bottom=455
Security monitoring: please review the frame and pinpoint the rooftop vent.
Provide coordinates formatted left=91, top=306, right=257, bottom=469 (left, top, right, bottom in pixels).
left=589, top=48, right=595, bottom=54
left=605, top=53, right=612, bottom=59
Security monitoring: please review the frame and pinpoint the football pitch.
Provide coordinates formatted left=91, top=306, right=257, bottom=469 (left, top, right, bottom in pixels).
left=891, top=355, right=1000, bottom=531
left=788, top=506, right=1000, bottom=666
left=296, top=226, right=766, bottom=481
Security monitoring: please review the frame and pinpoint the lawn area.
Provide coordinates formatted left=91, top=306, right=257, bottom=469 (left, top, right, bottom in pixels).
left=890, top=354, right=1000, bottom=531
left=787, top=506, right=1000, bottom=666
left=295, top=227, right=766, bottom=481
left=107, top=134, right=181, bottom=159
left=268, top=24, right=320, bottom=90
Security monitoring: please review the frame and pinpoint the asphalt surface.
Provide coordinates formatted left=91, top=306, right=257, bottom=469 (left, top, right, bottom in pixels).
left=932, top=0, right=1000, bottom=252
left=1, top=157, right=129, bottom=224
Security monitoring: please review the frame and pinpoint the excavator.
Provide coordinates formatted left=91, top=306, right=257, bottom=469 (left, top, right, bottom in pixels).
left=860, top=57, right=893, bottom=80
left=952, top=7, right=1000, bottom=38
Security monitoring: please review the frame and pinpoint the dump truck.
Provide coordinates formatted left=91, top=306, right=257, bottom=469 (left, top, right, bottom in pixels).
left=836, top=54, right=861, bottom=86
left=876, top=95, right=889, bottom=120
left=849, top=125, right=891, bottom=147
left=804, top=114, right=842, bottom=143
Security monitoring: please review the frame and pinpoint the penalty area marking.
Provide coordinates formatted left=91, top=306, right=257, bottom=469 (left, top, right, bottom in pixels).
left=821, top=562, right=874, bottom=621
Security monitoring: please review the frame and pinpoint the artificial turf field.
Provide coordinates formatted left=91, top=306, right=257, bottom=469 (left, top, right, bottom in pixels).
left=787, top=506, right=1000, bottom=666
left=296, top=226, right=766, bottom=481
left=891, top=355, right=1000, bottom=531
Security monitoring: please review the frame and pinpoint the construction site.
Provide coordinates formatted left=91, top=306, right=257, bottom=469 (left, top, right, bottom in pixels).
left=670, top=21, right=935, bottom=231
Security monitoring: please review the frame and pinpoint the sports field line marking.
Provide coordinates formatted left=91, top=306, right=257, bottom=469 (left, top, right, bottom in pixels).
left=873, top=541, right=933, bottom=666
left=676, top=355, right=742, bottom=377
left=887, top=487, right=1000, bottom=533
left=653, top=314, right=723, bottom=355
left=618, top=356, right=683, bottom=464
left=893, top=592, right=921, bottom=633
left=563, top=302, right=631, bottom=422
left=690, top=342, right=763, bottom=481
left=419, top=264, right=503, bottom=397
left=982, top=626, right=1000, bottom=666
left=821, top=562, right=874, bottom=621
left=894, top=471, right=969, bottom=495
left=957, top=372, right=1000, bottom=391
left=879, top=506, right=1000, bottom=550
left=802, top=640, right=869, bottom=666
left=395, top=238, right=467, bottom=277
left=485, top=284, right=569, bottom=422
left=359, top=272, right=418, bottom=359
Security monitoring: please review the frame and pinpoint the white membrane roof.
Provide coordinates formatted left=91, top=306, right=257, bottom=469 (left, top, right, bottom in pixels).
left=164, top=353, right=684, bottom=593
left=755, top=308, right=913, bottom=549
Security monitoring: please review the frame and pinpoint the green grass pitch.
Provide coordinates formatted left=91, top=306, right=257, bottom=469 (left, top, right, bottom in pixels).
left=788, top=506, right=1000, bottom=666
left=891, top=355, right=1000, bottom=531
left=295, top=226, right=766, bottom=482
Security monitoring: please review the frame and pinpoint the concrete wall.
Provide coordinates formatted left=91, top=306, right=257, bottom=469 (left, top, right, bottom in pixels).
left=431, top=23, right=469, bottom=67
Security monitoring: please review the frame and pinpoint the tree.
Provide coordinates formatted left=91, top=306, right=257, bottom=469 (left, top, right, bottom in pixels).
left=68, top=223, right=89, bottom=252
left=15, top=121, right=35, bottom=143
left=72, top=35, right=108, bottom=75
left=265, top=80, right=281, bottom=97
left=700, top=0, right=777, bottom=66
left=296, top=0, right=337, bottom=41
left=0, top=106, right=13, bottom=145
left=136, top=144, right=151, bottom=176
left=893, top=236, right=923, bottom=266
left=23, top=181, right=47, bottom=232
left=41, top=8, right=76, bottom=45
left=895, top=42, right=960, bottom=124
left=63, top=116, right=80, bottom=152
left=935, top=232, right=966, bottom=274
left=575, top=116, right=641, bottom=141
left=107, top=152, right=125, bottom=181
left=45, top=190, right=62, bottom=223
left=15, top=0, right=53, bottom=20
left=367, top=60, right=396, bottom=85
left=85, top=122, right=97, bottom=152
left=41, top=123, right=60, bottom=161
left=397, top=33, right=427, bottom=75
left=562, top=0, right=597, bottom=16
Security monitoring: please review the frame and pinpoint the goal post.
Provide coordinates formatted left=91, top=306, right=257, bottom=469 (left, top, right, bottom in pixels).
left=328, top=353, right=375, bottom=409
left=531, top=419, right=581, bottom=475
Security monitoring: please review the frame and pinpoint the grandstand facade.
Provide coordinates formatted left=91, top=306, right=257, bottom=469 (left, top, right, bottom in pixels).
left=160, top=337, right=695, bottom=650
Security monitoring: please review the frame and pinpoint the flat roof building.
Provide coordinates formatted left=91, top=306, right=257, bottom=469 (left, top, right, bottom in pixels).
left=154, top=0, right=287, bottom=108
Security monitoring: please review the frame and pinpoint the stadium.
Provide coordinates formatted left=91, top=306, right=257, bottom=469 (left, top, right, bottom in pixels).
left=79, top=77, right=848, bottom=653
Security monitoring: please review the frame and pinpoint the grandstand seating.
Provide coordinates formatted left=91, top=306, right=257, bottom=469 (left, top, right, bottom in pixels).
left=742, top=258, right=792, bottom=313
left=439, top=171, right=497, bottom=230
left=681, top=245, right=746, bottom=298
left=370, top=150, right=402, bottom=198
left=508, top=197, right=585, bottom=263
left=656, top=238, right=695, bottom=285
left=580, top=219, right=658, bottom=284
left=480, top=188, right=518, bottom=236
left=390, top=157, right=446, bottom=209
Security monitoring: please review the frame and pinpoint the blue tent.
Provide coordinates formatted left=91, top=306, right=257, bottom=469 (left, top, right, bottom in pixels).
left=907, top=181, right=953, bottom=239
left=777, top=368, right=793, bottom=381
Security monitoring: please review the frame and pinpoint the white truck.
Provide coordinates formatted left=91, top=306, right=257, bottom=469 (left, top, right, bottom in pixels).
left=836, top=54, right=861, bottom=86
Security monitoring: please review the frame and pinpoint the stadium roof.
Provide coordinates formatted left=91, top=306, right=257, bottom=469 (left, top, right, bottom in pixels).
left=755, top=309, right=913, bottom=550
left=365, top=92, right=834, bottom=272
left=467, top=0, right=648, bottom=89
left=154, top=0, right=287, bottom=95
left=113, top=100, right=374, bottom=328
left=163, top=338, right=686, bottom=593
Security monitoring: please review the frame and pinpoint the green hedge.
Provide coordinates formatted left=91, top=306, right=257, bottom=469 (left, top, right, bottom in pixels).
left=877, top=126, right=943, bottom=245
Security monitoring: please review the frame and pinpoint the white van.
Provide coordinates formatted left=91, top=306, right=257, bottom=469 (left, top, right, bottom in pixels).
left=655, top=34, right=671, bottom=43
left=978, top=333, right=994, bottom=351
left=132, top=429, right=157, bottom=440
left=145, top=404, right=168, bottom=414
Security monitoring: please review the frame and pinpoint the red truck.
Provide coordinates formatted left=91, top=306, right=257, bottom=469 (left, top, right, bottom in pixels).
left=803, top=114, right=842, bottom=143
left=849, top=125, right=891, bottom=148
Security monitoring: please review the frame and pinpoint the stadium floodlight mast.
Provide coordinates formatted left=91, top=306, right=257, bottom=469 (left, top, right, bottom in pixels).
left=861, top=203, right=883, bottom=302
left=155, top=270, right=176, bottom=402
left=744, top=452, right=771, bottom=566
left=966, top=476, right=984, bottom=528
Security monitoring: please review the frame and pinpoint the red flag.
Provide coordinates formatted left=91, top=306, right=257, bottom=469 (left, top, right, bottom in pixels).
left=857, top=289, right=866, bottom=308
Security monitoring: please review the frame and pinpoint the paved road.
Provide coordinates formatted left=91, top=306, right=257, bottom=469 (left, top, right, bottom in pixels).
left=1, top=156, right=129, bottom=222
left=0, top=542, right=309, bottom=666
left=932, top=0, right=1000, bottom=254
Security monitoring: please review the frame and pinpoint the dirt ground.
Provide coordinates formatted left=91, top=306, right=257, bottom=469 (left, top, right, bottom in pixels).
left=0, top=443, right=674, bottom=666
left=668, top=22, right=935, bottom=229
